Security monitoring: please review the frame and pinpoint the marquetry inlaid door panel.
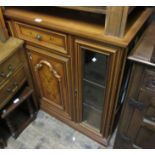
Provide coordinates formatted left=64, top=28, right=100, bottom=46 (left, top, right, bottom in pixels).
left=26, top=46, right=72, bottom=120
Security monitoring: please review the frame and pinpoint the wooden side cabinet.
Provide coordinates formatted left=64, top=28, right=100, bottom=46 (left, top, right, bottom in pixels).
left=26, top=46, right=72, bottom=120
left=3, top=7, right=153, bottom=146
left=114, top=20, right=155, bottom=149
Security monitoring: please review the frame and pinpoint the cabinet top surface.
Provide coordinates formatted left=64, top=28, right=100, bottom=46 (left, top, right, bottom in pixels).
left=4, top=7, right=153, bottom=48
left=0, top=37, right=23, bottom=64
left=128, top=19, right=155, bottom=67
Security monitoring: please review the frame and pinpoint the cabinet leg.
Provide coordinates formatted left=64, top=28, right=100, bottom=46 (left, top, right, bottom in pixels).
left=27, top=98, right=34, bottom=118
left=5, top=117, right=16, bottom=137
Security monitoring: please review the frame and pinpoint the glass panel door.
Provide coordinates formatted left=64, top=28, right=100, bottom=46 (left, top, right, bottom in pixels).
left=82, top=48, right=107, bottom=131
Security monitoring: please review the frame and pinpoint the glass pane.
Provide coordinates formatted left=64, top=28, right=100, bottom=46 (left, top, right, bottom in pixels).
left=82, top=48, right=107, bottom=131
left=84, top=49, right=107, bottom=86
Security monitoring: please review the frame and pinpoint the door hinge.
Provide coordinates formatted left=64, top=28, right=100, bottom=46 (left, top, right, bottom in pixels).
left=128, top=98, right=144, bottom=111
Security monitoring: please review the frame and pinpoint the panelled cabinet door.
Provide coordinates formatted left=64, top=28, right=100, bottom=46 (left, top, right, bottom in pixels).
left=26, top=46, right=72, bottom=120
left=124, top=68, right=155, bottom=149
left=75, top=39, right=122, bottom=137
left=114, top=65, right=155, bottom=149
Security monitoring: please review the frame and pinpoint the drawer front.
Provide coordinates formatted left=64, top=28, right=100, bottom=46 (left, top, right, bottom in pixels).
left=0, top=51, right=22, bottom=85
left=14, top=22, right=68, bottom=54
left=0, top=67, right=26, bottom=109
left=142, top=68, right=155, bottom=91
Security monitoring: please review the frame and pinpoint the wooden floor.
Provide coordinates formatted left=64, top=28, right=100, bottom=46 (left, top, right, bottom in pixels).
left=6, top=110, right=115, bottom=149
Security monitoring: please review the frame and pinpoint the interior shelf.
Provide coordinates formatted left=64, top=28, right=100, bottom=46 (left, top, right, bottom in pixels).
left=83, top=78, right=105, bottom=89
left=83, top=103, right=102, bottom=130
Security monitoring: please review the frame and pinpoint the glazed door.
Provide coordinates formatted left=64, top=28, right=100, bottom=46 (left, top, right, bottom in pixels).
left=26, top=46, right=72, bottom=120
left=75, top=39, right=120, bottom=135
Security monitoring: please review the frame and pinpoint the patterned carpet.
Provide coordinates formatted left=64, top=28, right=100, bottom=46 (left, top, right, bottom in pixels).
left=6, top=110, right=115, bottom=149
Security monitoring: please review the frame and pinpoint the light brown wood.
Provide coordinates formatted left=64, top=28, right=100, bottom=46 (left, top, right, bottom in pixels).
left=4, top=7, right=153, bottom=47
left=14, top=22, right=68, bottom=54
left=26, top=45, right=72, bottom=120
left=105, top=7, right=129, bottom=38
left=0, top=37, right=23, bottom=63
left=2, top=6, right=154, bottom=146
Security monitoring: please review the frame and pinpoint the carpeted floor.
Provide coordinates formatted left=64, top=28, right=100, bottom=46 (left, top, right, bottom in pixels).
left=6, top=110, right=115, bottom=149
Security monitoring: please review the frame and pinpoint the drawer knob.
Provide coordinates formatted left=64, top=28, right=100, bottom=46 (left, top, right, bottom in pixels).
left=35, top=34, right=42, bottom=41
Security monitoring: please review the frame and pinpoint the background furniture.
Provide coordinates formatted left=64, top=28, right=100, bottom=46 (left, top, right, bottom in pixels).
left=0, top=37, right=38, bottom=148
left=114, top=19, right=155, bottom=149
left=1, top=6, right=154, bottom=146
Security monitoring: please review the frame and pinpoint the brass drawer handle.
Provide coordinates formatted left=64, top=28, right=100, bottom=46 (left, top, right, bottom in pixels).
left=7, top=82, right=18, bottom=93
left=6, top=70, right=13, bottom=78
left=0, top=65, right=14, bottom=78
left=35, top=34, right=42, bottom=41
left=0, top=70, right=13, bottom=78
left=6, top=65, right=14, bottom=78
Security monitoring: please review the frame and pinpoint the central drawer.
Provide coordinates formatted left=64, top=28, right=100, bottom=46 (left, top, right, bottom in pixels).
left=0, top=66, right=27, bottom=109
left=14, top=22, right=68, bottom=54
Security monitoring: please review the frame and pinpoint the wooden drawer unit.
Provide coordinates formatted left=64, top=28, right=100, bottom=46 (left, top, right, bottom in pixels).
left=0, top=66, right=26, bottom=109
left=0, top=49, right=22, bottom=85
left=14, top=22, right=68, bottom=54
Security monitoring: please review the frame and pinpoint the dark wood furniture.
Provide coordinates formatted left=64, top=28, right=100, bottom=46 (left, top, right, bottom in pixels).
left=1, top=87, right=36, bottom=138
left=114, top=19, right=155, bottom=149
left=0, top=37, right=38, bottom=148
left=2, top=6, right=154, bottom=146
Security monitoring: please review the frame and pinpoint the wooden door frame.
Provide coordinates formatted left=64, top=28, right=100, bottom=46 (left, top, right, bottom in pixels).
left=74, top=39, right=124, bottom=138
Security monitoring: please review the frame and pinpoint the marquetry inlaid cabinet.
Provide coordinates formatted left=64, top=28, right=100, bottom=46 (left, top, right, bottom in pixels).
left=1, top=6, right=154, bottom=146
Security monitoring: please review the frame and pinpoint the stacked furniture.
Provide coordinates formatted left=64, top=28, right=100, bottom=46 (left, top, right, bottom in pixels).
left=0, top=38, right=38, bottom=148
left=1, top=6, right=154, bottom=146
left=114, top=19, right=155, bottom=149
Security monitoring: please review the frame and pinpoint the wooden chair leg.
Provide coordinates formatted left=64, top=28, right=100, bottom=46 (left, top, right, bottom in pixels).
left=0, top=137, right=6, bottom=148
